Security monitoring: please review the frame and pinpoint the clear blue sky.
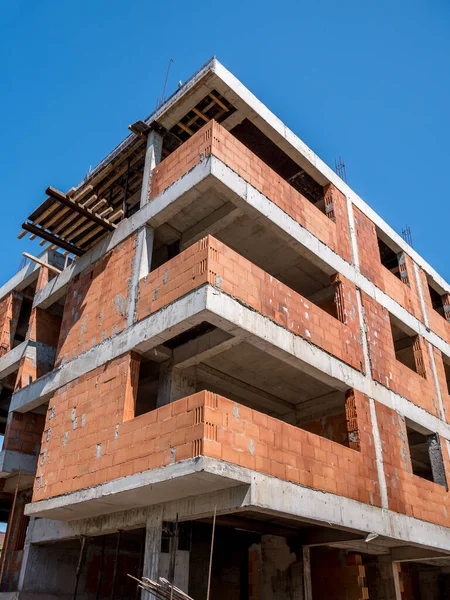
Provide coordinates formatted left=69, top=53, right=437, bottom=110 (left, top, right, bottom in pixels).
left=1, top=0, right=449, bottom=283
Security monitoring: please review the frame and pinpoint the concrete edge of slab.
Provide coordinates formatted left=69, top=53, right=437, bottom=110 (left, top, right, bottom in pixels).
left=25, top=456, right=251, bottom=519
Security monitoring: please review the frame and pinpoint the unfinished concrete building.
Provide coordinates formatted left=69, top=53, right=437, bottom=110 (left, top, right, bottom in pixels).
left=0, top=57, right=450, bottom=599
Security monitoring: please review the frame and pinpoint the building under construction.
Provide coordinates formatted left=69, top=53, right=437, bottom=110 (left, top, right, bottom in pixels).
left=0, top=57, right=450, bottom=599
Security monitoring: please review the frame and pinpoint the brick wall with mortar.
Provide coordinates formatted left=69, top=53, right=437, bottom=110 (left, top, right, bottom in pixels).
left=150, top=120, right=353, bottom=264
left=56, top=234, right=136, bottom=364
left=3, top=412, right=45, bottom=455
left=0, top=291, right=22, bottom=357
left=137, top=235, right=365, bottom=372
left=33, top=371, right=381, bottom=509
left=376, top=401, right=450, bottom=526
left=15, top=268, right=61, bottom=389
left=432, top=345, right=450, bottom=418
left=361, top=291, right=442, bottom=417
left=353, top=206, right=423, bottom=322
left=417, top=265, right=450, bottom=345
left=311, top=548, right=369, bottom=600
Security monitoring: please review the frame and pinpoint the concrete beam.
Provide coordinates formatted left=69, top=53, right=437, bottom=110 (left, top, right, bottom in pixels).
left=0, top=449, right=38, bottom=477
left=172, top=328, right=240, bottom=368
left=196, top=363, right=296, bottom=413
left=180, top=202, right=241, bottom=250
left=0, top=341, right=27, bottom=380
left=300, top=527, right=364, bottom=547
left=391, top=546, right=450, bottom=562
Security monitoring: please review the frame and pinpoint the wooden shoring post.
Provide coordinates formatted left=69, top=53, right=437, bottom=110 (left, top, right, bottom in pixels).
left=96, top=535, right=106, bottom=600
left=168, top=514, right=179, bottom=600
left=206, top=506, right=217, bottom=600
left=303, top=546, right=313, bottom=600
left=135, top=529, right=146, bottom=600
left=72, top=535, right=87, bottom=600
left=122, top=158, right=131, bottom=220
left=0, top=470, right=21, bottom=588
left=111, top=530, right=122, bottom=600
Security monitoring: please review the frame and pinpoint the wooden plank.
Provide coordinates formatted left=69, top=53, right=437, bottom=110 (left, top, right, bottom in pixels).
left=176, top=121, right=194, bottom=136
left=46, top=187, right=114, bottom=231
left=209, top=92, right=229, bottom=112
left=21, top=222, right=83, bottom=256
left=22, top=253, right=61, bottom=274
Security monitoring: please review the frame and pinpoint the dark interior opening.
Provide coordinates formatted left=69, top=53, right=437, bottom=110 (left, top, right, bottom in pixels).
left=230, top=119, right=325, bottom=210
left=406, top=425, right=434, bottom=482
left=13, top=298, right=33, bottom=345
left=135, top=360, right=160, bottom=417
left=443, top=355, right=450, bottom=396
left=389, top=315, right=418, bottom=373
left=428, top=281, right=445, bottom=318
left=378, top=237, right=401, bottom=279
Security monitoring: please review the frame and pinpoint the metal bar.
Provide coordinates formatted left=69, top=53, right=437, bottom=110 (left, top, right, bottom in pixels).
left=46, top=186, right=114, bottom=231
left=111, top=530, right=122, bottom=600
left=168, top=514, right=179, bottom=600
left=21, top=222, right=83, bottom=256
left=206, top=506, right=216, bottom=600
left=72, top=536, right=87, bottom=600
left=96, top=535, right=106, bottom=600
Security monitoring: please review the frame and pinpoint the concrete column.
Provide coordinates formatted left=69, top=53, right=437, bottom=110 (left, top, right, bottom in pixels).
left=368, top=556, right=399, bottom=600
left=140, top=129, right=163, bottom=207
left=127, top=225, right=154, bottom=327
left=156, top=361, right=196, bottom=407
left=142, top=506, right=163, bottom=599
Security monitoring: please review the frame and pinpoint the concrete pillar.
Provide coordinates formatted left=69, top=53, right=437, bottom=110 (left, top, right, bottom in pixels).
left=142, top=506, right=163, bottom=599
left=156, top=361, right=196, bottom=407
left=127, top=225, right=154, bottom=327
left=366, top=555, right=400, bottom=600
left=140, top=129, right=163, bottom=207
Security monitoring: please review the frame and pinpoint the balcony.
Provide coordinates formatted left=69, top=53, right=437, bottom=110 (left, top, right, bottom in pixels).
left=137, top=235, right=364, bottom=372
left=27, top=389, right=379, bottom=520
left=149, top=120, right=353, bottom=266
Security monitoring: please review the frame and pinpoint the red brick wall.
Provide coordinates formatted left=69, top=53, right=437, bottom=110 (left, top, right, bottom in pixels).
left=353, top=207, right=423, bottom=321
left=417, top=266, right=450, bottom=344
left=15, top=268, right=62, bottom=389
left=33, top=384, right=380, bottom=509
left=56, top=235, right=136, bottom=363
left=3, top=412, right=45, bottom=455
left=361, top=292, right=440, bottom=416
left=301, top=412, right=349, bottom=447
left=0, top=292, right=22, bottom=357
left=137, top=236, right=364, bottom=372
left=150, top=121, right=353, bottom=264
left=433, top=347, right=450, bottom=418
left=311, top=549, right=368, bottom=600
left=376, top=402, right=450, bottom=526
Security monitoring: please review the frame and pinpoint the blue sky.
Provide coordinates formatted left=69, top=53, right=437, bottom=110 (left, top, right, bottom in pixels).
left=1, top=0, right=449, bottom=283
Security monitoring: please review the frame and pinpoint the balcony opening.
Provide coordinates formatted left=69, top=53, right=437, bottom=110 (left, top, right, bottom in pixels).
left=135, top=359, right=161, bottom=417
left=377, top=234, right=401, bottom=280
left=230, top=119, right=325, bottom=211
left=193, top=340, right=354, bottom=448
left=389, top=314, right=423, bottom=376
left=13, top=283, right=36, bottom=346
left=406, top=419, right=447, bottom=487
left=427, top=278, right=447, bottom=320
left=442, top=354, right=450, bottom=395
